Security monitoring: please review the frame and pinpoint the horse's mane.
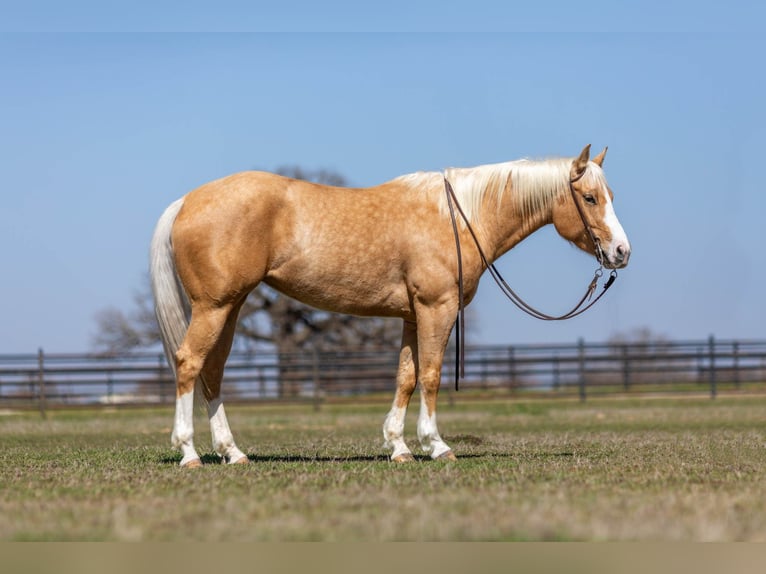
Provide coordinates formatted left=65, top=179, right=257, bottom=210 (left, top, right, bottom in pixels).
left=394, top=157, right=605, bottom=225
left=445, top=158, right=575, bottom=224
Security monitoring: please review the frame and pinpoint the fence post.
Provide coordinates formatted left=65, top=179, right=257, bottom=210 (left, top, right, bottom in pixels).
left=709, top=334, right=717, bottom=399
left=622, top=344, right=631, bottom=391
left=578, top=337, right=587, bottom=402
left=733, top=341, right=740, bottom=390
left=38, top=348, right=47, bottom=419
left=508, top=346, right=516, bottom=392
left=107, top=371, right=114, bottom=404
left=312, top=348, right=321, bottom=411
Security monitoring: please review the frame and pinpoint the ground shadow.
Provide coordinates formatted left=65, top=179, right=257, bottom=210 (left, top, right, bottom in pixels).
left=159, top=452, right=487, bottom=465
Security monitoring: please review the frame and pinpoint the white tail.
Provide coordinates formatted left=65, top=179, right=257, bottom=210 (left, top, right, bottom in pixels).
left=149, top=197, right=189, bottom=375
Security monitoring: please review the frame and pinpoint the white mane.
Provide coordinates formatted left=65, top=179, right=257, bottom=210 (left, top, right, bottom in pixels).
left=393, top=157, right=607, bottom=225
left=444, top=158, right=574, bottom=224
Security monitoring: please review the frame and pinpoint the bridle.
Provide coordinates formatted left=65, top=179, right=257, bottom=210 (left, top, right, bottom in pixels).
left=444, top=170, right=618, bottom=390
left=566, top=169, right=607, bottom=267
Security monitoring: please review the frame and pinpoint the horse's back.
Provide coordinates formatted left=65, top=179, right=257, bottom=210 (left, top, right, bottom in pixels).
left=170, top=170, right=452, bottom=318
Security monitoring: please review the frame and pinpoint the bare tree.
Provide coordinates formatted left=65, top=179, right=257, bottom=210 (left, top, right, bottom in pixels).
left=92, top=282, right=160, bottom=354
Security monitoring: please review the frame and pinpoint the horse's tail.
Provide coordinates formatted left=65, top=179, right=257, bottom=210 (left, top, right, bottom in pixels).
left=149, top=197, right=190, bottom=375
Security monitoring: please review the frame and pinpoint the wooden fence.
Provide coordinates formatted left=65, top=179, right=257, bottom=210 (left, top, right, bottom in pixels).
left=1, top=336, right=765, bottom=415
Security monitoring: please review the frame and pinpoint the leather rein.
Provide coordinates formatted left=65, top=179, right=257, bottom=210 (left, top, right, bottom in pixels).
left=444, top=171, right=618, bottom=390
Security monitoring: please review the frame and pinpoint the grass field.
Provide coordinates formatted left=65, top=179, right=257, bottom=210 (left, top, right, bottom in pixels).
left=1, top=394, right=766, bottom=541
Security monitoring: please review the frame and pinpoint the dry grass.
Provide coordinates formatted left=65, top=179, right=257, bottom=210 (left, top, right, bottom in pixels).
left=1, top=395, right=765, bottom=541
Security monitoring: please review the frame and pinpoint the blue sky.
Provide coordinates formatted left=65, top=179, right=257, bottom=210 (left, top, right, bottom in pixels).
left=1, top=4, right=765, bottom=353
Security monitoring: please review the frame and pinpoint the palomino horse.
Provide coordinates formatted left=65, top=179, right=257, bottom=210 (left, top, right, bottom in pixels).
left=150, top=144, right=630, bottom=467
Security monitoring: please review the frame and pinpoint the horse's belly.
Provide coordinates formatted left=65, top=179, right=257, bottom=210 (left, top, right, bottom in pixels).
left=263, top=268, right=411, bottom=319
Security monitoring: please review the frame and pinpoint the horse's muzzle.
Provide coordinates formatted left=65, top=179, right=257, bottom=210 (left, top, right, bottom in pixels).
left=605, top=242, right=630, bottom=269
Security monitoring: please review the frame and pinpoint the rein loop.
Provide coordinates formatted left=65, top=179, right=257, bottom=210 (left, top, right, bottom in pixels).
left=444, top=174, right=618, bottom=390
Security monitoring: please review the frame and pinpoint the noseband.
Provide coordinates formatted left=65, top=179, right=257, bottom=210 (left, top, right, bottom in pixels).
left=444, top=173, right=618, bottom=390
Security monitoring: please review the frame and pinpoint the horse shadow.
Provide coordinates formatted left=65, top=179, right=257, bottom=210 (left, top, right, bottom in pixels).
left=157, top=434, right=570, bottom=465
left=159, top=452, right=488, bottom=466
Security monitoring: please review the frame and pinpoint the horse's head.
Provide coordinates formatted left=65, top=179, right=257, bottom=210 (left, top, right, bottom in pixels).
left=552, top=144, right=631, bottom=269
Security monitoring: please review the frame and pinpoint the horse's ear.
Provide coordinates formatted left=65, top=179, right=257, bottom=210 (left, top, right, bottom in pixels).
left=592, top=146, right=608, bottom=167
left=571, top=144, right=591, bottom=179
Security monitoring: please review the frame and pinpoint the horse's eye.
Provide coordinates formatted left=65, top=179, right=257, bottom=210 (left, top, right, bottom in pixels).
left=584, top=194, right=597, bottom=205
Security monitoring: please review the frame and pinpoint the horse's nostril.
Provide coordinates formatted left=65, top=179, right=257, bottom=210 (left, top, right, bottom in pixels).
left=614, top=243, right=631, bottom=265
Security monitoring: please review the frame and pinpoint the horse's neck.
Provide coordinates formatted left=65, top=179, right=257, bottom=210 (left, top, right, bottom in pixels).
left=476, top=184, right=555, bottom=264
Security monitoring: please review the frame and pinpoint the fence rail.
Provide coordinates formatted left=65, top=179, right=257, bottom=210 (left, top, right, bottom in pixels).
left=2, top=336, right=766, bottom=414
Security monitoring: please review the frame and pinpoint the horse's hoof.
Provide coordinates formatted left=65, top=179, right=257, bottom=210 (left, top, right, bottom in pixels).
left=230, top=455, right=249, bottom=465
left=181, top=458, right=202, bottom=468
left=436, top=450, right=457, bottom=462
left=392, top=453, right=415, bottom=463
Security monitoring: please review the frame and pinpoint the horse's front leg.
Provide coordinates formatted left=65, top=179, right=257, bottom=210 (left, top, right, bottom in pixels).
left=383, top=321, right=418, bottom=462
left=415, top=301, right=458, bottom=461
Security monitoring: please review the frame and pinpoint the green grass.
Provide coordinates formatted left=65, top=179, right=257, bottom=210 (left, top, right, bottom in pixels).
left=1, top=395, right=766, bottom=541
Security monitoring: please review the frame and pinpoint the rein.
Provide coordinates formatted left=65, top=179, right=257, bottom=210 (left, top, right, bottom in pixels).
left=444, top=173, right=618, bottom=390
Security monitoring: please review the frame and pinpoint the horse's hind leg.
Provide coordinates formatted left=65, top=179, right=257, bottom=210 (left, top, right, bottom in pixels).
left=200, top=301, right=248, bottom=464
left=383, top=321, right=418, bottom=462
left=172, top=304, right=235, bottom=467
